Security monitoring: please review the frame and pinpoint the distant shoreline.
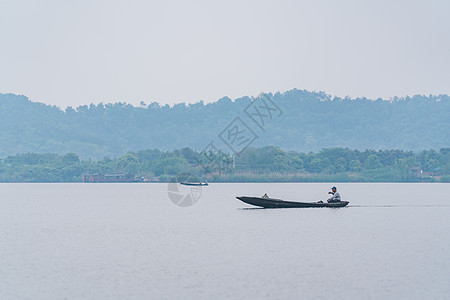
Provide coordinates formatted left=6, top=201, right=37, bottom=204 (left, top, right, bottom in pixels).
left=1, top=147, right=448, bottom=183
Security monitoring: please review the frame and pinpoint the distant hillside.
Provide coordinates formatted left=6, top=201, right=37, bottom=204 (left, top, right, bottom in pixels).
left=0, top=90, right=449, bottom=159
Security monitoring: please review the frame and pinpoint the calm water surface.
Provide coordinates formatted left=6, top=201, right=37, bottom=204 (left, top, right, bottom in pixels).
left=1, top=183, right=449, bottom=299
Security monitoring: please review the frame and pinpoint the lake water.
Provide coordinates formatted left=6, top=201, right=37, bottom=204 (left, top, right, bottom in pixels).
left=1, top=183, right=449, bottom=299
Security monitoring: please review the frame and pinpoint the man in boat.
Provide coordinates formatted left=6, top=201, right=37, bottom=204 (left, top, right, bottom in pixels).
left=327, top=186, right=341, bottom=202
left=317, top=186, right=341, bottom=203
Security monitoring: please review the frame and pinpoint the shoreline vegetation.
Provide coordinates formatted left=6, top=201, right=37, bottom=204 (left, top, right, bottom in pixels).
left=0, top=147, right=449, bottom=183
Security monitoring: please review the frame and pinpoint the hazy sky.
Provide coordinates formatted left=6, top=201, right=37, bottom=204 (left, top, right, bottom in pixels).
left=1, top=0, right=449, bottom=107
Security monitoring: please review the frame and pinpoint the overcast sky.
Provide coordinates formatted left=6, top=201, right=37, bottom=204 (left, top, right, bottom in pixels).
left=1, top=0, right=449, bottom=107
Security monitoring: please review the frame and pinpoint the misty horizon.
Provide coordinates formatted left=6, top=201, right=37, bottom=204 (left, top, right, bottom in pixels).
left=3, top=88, right=450, bottom=110
left=1, top=0, right=449, bottom=107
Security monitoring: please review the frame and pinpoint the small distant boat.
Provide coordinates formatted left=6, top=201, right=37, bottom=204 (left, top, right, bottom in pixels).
left=236, top=196, right=349, bottom=208
left=180, top=182, right=209, bottom=186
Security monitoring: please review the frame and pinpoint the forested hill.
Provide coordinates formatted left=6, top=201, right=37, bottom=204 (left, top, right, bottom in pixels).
left=0, top=90, right=449, bottom=159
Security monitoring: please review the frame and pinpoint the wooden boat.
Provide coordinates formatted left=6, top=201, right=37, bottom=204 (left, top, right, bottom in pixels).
left=236, top=196, right=349, bottom=208
left=180, top=182, right=209, bottom=186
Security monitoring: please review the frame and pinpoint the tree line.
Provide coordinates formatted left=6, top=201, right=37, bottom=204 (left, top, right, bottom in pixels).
left=1, top=90, right=449, bottom=159
left=0, top=147, right=449, bottom=182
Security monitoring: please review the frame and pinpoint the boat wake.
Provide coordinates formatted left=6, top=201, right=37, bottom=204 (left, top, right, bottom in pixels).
left=348, top=204, right=450, bottom=208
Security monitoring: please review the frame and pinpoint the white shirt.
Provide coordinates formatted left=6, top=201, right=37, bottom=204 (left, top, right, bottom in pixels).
left=328, top=191, right=341, bottom=202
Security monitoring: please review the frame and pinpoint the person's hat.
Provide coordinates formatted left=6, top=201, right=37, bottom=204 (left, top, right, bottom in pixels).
left=331, top=186, right=337, bottom=189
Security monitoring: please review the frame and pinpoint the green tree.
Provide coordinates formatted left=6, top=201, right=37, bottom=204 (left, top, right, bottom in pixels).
left=349, top=159, right=362, bottom=172
left=365, top=155, right=383, bottom=169
left=117, top=154, right=139, bottom=173
left=62, top=153, right=80, bottom=165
